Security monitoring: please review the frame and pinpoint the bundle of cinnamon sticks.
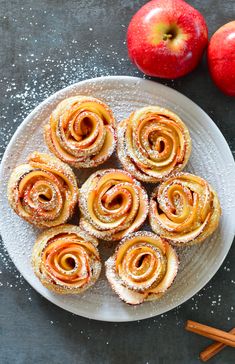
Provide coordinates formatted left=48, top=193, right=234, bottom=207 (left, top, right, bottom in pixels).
left=185, top=320, right=235, bottom=361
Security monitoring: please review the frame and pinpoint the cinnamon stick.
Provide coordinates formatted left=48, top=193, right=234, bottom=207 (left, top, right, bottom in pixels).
left=200, top=328, right=235, bottom=362
left=185, top=320, right=235, bottom=348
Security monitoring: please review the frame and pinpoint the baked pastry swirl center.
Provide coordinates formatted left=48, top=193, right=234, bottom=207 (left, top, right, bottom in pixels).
left=117, top=106, right=191, bottom=182
left=7, top=152, right=78, bottom=227
left=32, top=225, right=101, bottom=294
left=44, top=96, right=116, bottom=168
left=105, top=232, right=178, bottom=305
left=79, top=169, right=149, bottom=241
left=149, top=172, right=221, bottom=245
left=117, top=243, right=167, bottom=292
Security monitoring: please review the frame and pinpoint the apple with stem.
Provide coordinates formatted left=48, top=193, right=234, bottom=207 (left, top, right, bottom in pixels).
left=127, top=0, right=208, bottom=79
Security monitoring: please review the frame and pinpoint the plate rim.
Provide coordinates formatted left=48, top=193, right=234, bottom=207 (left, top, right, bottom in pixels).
left=1, top=75, right=235, bottom=322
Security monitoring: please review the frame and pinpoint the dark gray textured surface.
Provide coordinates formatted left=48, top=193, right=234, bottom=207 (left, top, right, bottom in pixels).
left=0, top=1, right=234, bottom=363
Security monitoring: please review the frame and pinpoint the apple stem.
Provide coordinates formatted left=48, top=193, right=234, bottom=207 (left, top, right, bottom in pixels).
left=163, top=34, right=173, bottom=41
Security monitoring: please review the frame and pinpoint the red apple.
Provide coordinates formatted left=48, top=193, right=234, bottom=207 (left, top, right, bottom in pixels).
left=208, top=21, right=235, bottom=97
left=127, top=0, right=208, bottom=79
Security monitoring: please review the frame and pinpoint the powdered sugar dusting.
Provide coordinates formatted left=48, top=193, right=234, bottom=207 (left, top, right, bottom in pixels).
left=1, top=72, right=235, bottom=321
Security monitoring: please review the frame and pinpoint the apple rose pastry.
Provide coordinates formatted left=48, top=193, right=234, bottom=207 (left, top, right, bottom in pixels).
left=149, top=173, right=221, bottom=246
left=32, top=224, right=101, bottom=294
left=7, top=152, right=78, bottom=228
left=79, top=169, right=149, bottom=241
left=44, top=96, right=116, bottom=168
left=117, top=106, right=191, bottom=182
left=105, top=231, right=178, bottom=305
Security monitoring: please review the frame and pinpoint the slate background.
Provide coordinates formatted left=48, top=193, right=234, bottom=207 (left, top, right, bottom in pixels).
left=0, top=1, right=234, bottom=363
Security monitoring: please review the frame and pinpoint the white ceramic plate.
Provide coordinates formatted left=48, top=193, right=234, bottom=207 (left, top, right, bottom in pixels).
left=1, top=76, right=235, bottom=322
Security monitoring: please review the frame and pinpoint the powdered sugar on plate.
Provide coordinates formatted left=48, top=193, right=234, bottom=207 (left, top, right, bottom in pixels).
left=0, top=72, right=235, bottom=321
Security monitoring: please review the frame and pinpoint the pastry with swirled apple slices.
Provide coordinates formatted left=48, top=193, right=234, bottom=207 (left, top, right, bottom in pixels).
left=32, top=224, right=101, bottom=294
left=44, top=95, right=116, bottom=168
left=105, top=231, right=178, bottom=305
left=149, top=172, right=221, bottom=246
left=7, top=152, right=79, bottom=228
left=79, top=169, right=149, bottom=241
left=117, top=106, right=191, bottom=183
